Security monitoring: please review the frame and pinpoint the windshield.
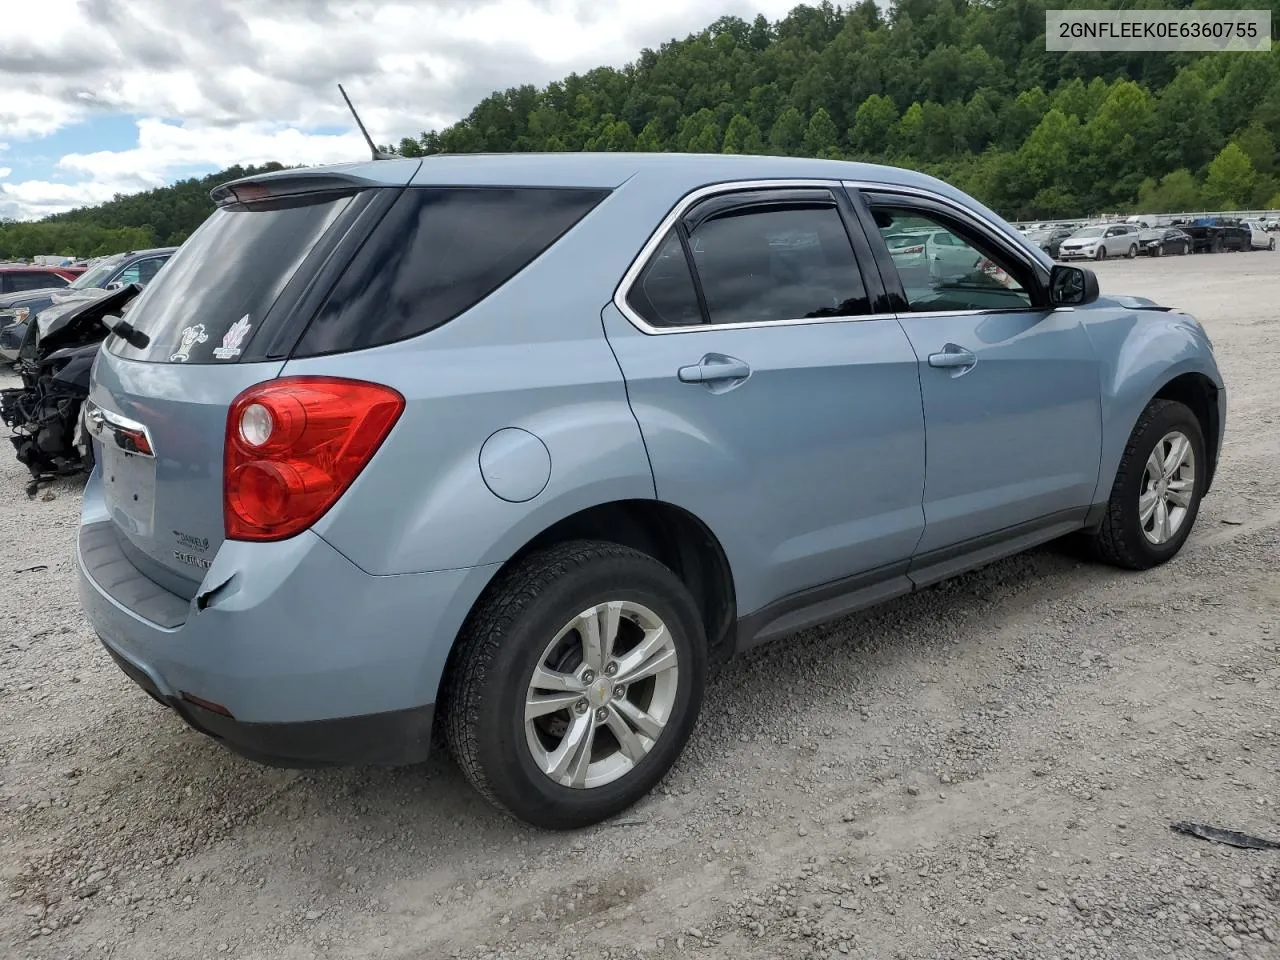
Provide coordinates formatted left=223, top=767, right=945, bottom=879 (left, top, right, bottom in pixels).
left=1072, top=227, right=1105, bottom=238
left=69, top=256, right=123, bottom=288
left=108, top=192, right=354, bottom=363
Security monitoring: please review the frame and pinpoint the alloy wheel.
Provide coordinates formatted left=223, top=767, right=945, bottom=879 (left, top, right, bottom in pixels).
left=524, top=600, right=679, bottom=789
left=1139, top=430, right=1196, bottom=545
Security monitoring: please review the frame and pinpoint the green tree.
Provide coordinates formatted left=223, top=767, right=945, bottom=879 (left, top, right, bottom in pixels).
left=1202, top=142, right=1256, bottom=209
left=1135, top=169, right=1202, bottom=214
left=722, top=113, right=765, bottom=154
left=894, top=101, right=925, bottom=156
left=960, top=91, right=997, bottom=153
left=802, top=107, right=840, bottom=156
left=1233, top=121, right=1276, bottom=177
left=769, top=106, right=807, bottom=155
left=635, top=119, right=665, bottom=151
left=849, top=95, right=898, bottom=153
left=688, top=120, right=723, bottom=153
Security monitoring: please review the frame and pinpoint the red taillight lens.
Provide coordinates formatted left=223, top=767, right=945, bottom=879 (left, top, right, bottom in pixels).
left=224, top=376, right=405, bottom=542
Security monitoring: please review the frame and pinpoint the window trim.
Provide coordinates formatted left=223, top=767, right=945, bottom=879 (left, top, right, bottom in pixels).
left=846, top=183, right=1054, bottom=317
left=613, top=179, right=897, bottom=335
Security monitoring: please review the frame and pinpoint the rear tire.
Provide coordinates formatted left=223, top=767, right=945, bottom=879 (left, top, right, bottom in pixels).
left=1087, top=399, right=1206, bottom=571
left=444, top=540, right=707, bottom=830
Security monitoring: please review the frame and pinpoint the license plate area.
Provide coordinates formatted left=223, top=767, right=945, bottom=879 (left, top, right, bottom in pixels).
left=102, top=445, right=157, bottom=539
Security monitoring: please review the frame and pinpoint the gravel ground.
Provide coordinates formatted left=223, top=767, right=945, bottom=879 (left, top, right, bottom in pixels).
left=1, top=250, right=1278, bottom=960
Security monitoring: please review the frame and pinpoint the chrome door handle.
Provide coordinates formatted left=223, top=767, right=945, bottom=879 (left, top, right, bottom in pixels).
left=678, top=353, right=751, bottom=384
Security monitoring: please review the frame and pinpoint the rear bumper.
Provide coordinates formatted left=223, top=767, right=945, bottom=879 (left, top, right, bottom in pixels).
left=76, top=466, right=499, bottom=767
left=100, top=641, right=434, bottom=767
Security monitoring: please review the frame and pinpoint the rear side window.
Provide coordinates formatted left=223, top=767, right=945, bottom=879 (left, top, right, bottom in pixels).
left=6, top=272, right=67, bottom=292
left=293, top=186, right=608, bottom=357
left=108, top=193, right=354, bottom=363
left=626, top=229, right=703, bottom=328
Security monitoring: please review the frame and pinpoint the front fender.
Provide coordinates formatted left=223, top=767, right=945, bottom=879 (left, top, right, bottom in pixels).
left=1085, top=306, right=1225, bottom=504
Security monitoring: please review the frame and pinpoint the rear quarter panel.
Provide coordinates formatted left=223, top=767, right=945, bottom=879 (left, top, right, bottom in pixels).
left=1080, top=303, right=1225, bottom=504
left=291, top=179, right=688, bottom=576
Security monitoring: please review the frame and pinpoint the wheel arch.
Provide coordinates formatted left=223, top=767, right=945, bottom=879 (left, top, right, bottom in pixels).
left=435, top=498, right=738, bottom=707
left=1152, top=371, right=1222, bottom=493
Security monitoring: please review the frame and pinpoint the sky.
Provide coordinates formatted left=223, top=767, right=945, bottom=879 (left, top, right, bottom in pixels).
left=0, top=0, right=813, bottom=222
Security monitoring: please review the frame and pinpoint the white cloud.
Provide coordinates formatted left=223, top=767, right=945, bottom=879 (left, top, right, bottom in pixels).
left=57, top=119, right=367, bottom=183
left=0, top=0, right=805, bottom=219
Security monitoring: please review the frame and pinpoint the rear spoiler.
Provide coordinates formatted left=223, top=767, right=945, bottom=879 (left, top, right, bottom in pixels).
left=210, top=174, right=372, bottom=207
left=210, top=159, right=422, bottom=207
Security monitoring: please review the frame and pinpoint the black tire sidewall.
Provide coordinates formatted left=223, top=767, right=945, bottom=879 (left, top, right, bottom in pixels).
left=472, top=552, right=706, bottom=828
left=1115, top=403, right=1206, bottom=566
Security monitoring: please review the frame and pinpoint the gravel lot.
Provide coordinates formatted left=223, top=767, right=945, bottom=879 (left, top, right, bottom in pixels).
left=2, top=251, right=1278, bottom=960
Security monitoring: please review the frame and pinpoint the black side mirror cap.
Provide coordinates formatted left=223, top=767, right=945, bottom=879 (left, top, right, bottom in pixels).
left=1049, top=263, right=1099, bottom=307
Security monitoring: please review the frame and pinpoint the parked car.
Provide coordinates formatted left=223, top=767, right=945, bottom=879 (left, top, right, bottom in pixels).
left=1025, top=226, right=1074, bottom=258
left=76, top=155, right=1225, bottom=829
left=1243, top=220, right=1276, bottom=251
left=0, top=285, right=144, bottom=488
left=0, top=247, right=175, bottom=362
left=1182, top=217, right=1250, bottom=254
left=0, top=264, right=82, bottom=293
left=1137, top=227, right=1192, bottom=257
left=1057, top=224, right=1138, bottom=260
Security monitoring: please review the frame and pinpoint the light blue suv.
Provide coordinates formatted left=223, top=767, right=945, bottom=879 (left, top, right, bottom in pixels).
left=76, top=154, right=1225, bottom=829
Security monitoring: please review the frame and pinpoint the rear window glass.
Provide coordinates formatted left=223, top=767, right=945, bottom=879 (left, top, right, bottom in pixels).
left=292, top=186, right=608, bottom=357
left=6, top=272, right=68, bottom=292
left=107, top=193, right=354, bottom=363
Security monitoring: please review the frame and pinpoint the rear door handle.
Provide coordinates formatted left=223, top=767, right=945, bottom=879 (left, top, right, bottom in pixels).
left=678, top=353, right=751, bottom=384
left=927, top=344, right=977, bottom=373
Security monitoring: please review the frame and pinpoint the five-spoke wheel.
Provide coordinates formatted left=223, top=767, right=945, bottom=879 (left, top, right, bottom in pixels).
left=524, top=600, right=680, bottom=789
left=1088, top=398, right=1206, bottom=569
left=445, top=541, right=706, bottom=829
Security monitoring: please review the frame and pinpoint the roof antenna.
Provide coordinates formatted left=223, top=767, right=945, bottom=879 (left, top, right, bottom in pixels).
left=338, top=83, right=395, bottom=160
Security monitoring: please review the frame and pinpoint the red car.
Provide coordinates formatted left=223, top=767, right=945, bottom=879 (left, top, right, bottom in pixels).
left=0, top=264, right=85, bottom=294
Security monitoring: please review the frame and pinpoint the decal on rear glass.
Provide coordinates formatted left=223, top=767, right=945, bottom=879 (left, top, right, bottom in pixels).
left=213, top=315, right=252, bottom=360
left=170, top=323, right=208, bottom=362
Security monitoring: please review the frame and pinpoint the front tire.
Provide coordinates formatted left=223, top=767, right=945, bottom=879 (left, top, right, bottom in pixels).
left=444, top=541, right=707, bottom=830
left=1095, top=246, right=1107, bottom=261
left=1270, top=238, right=1276, bottom=251
left=1087, top=399, right=1206, bottom=570
left=1127, top=244, right=1137, bottom=259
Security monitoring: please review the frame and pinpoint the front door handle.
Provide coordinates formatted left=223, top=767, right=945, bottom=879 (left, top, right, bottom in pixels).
left=927, top=344, right=977, bottom=374
left=678, top=353, right=751, bottom=384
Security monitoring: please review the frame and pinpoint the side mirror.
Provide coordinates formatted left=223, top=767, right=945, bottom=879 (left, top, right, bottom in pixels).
left=1049, top=264, right=1099, bottom=307
left=104, top=281, right=124, bottom=291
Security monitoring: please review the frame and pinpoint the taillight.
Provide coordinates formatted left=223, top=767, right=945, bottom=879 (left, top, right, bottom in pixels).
left=224, top=376, right=405, bottom=542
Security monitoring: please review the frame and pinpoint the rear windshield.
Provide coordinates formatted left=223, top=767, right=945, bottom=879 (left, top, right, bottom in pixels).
left=291, top=186, right=608, bottom=357
left=107, top=193, right=354, bottom=363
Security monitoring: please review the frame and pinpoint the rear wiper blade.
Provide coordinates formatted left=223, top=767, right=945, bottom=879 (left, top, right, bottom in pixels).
left=101, top=314, right=150, bottom=349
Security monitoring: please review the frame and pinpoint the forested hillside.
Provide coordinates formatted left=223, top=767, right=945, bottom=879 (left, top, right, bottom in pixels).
left=0, top=164, right=285, bottom=260
left=4, top=0, right=1280, bottom=259
left=396, top=0, right=1280, bottom=218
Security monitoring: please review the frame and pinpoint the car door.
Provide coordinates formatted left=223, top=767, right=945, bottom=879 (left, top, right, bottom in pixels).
left=602, top=183, right=927, bottom=620
left=849, top=188, right=1103, bottom=563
